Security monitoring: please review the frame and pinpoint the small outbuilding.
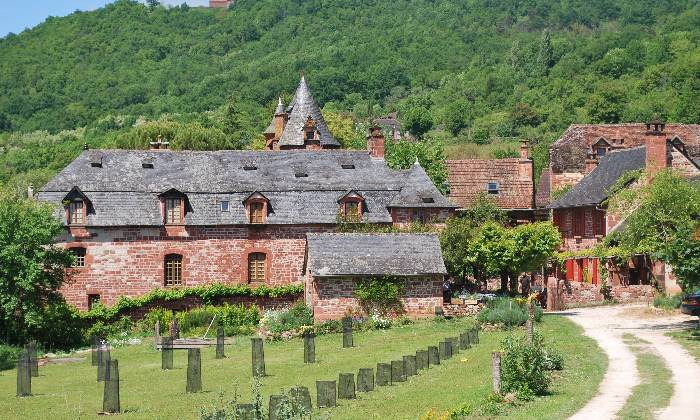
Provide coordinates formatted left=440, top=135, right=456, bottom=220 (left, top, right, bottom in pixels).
left=304, top=233, right=447, bottom=321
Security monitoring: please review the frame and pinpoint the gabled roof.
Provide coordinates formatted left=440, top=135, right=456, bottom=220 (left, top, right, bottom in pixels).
left=38, top=149, right=455, bottom=226
left=279, top=77, right=339, bottom=148
left=306, top=233, right=446, bottom=277
left=550, top=123, right=700, bottom=173
left=390, top=163, right=457, bottom=208
left=446, top=159, right=534, bottom=210
left=549, top=147, right=646, bottom=209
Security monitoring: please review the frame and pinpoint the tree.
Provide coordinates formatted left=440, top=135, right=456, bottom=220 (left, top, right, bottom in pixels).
left=467, top=222, right=515, bottom=292
left=537, top=28, right=554, bottom=76
left=663, top=224, right=700, bottom=293
left=147, top=0, right=161, bottom=9
left=403, top=107, right=433, bottom=139
left=0, top=191, right=74, bottom=345
left=443, top=100, right=470, bottom=136
left=440, top=216, right=476, bottom=284
left=385, top=138, right=448, bottom=193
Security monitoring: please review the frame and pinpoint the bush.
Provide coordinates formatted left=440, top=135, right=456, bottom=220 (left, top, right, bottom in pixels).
left=500, top=333, right=551, bottom=397
left=653, top=293, right=682, bottom=310
left=260, top=302, right=313, bottom=334
left=142, top=304, right=260, bottom=337
left=314, top=319, right=343, bottom=335
left=0, top=344, right=21, bottom=371
left=542, top=348, right=564, bottom=371
left=478, top=297, right=542, bottom=327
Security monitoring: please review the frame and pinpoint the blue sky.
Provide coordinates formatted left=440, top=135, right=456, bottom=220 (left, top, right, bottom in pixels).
left=0, top=0, right=210, bottom=38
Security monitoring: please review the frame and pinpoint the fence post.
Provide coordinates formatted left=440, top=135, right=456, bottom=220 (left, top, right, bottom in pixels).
left=251, top=337, right=265, bottom=377
left=303, top=331, right=316, bottom=363
left=186, top=348, right=202, bottom=393
left=492, top=351, right=501, bottom=394
left=342, top=317, right=353, bottom=348
left=102, top=359, right=120, bottom=413
left=216, top=326, right=225, bottom=359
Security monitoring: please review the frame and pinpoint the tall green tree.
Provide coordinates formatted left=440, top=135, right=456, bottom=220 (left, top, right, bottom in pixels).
left=537, top=28, right=554, bottom=76
left=403, top=107, right=433, bottom=139
left=0, top=191, right=74, bottom=345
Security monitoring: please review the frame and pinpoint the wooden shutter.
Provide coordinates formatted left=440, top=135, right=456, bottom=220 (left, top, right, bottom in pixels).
left=248, top=253, right=266, bottom=282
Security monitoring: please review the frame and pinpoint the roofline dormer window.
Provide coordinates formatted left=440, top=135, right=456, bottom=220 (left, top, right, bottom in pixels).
left=338, top=190, right=364, bottom=222
left=158, top=188, right=188, bottom=225
left=63, top=186, right=91, bottom=226
left=243, top=192, right=269, bottom=225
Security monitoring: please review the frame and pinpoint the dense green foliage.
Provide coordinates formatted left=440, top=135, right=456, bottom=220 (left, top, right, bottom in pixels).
left=0, top=344, right=21, bottom=371
left=652, top=292, right=682, bottom=310
left=478, top=297, right=543, bottom=327
left=355, top=276, right=406, bottom=315
left=500, top=333, right=555, bottom=398
left=2, top=0, right=700, bottom=190
left=0, top=192, right=75, bottom=347
left=259, top=302, right=314, bottom=336
left=142, top=304, right=261, bottom=337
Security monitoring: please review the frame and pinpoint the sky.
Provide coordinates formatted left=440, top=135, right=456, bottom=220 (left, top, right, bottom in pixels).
left=0, top=0, right=210, bottom=38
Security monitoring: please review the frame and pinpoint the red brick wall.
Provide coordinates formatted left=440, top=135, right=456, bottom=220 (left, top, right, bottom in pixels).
left=58, top=225, right=334, bottom=310
left=552, top=206, right=605, bottom=252
left=310, top=276, right=443, bottom=321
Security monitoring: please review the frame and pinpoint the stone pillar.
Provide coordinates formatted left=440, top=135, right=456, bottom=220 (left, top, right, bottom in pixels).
left=428, top=346, right=440, bottom=365
left=376, top=363, right=391, bottom=386
left=16, top=350, right=31, bottom=397
left=391, top=360, right=405, bottom=383
left=251, top=337, right=265, bottom=377
left=546, top=276, right=559, bottom=311
left=316, top=381, right=336, bottom=408
left=216, top=326, right=225, bottom=359
left=303, top=331, right=315, bottom=363
left=102, top=359, right=120, bottom=413
left=161, top=337, right=174, bottom=370
left=342, top=317, right=353, bottom=348
left=186, top=348, right=202, bottom=393
left=338, top=373, right=356, bottom=399
left=357, top=368, right=374, bottom=392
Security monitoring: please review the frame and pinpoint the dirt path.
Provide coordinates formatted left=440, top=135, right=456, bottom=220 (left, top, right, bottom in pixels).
left=564, top=304, right=700, bottom=420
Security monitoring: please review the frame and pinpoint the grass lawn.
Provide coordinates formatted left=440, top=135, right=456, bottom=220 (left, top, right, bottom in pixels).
left=617, top=334, right=673, bottom=420
left=0, top=315, right=604, bottom=419
left=667, top=328, right=700, bottom=362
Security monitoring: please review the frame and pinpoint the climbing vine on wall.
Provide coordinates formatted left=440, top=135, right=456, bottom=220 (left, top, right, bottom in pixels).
left=355, top=276, right=405, bottom=315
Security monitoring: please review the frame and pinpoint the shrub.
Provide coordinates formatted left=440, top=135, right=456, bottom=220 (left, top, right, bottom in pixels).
left=177, top=307, right=216, bottom=334
left=542, top=348, right=564, bottom=371
left=478, top=297, right=542, bottom=327
left=653, top=293, right=682, bottom=310
left=0, top=344, right=21, bottom=371
left=261, top=302, right=313, bottom=334
left=355, top=276, right=405, bottom=316
left=500, top=333, right=551, bottom=397
left=314, top=319, right=343, bottom=335
left=142, top=307, right=174, bottom=331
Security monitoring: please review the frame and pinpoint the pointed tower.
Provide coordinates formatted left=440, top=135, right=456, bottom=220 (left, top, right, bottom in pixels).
left=275, top=76, right=339, bottom=150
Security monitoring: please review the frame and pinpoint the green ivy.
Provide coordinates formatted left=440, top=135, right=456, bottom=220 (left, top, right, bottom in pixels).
left=81, top=283, right=303, bottom=322
left=355, top=276, right=405, bottom=315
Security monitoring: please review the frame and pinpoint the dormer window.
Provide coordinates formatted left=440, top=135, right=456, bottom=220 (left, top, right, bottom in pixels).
left=89, top=153, right=103, bottom=168
left=338, top=190, right=364, bottom=221
left=142, top=158, right=154, bottom=169
left=592, top=138, right=611, bottom=159
left=165, top=198, right=182, bottom=224
left=220, top=200, right=230, bottom=212
left=421, top=197, right=435, bottom=203
left=487, top=182, right=499, bottom=195
left=596, top=147, right=607, bottom=158
left=341, top=164, right=355, bottom=169
left=303, top=115, right=318, bottom=142
left=244, top=192, right=269, bottom=225
left=306, top=130, right=315, bottom=140
left=69, top=201, right=85, bottom=224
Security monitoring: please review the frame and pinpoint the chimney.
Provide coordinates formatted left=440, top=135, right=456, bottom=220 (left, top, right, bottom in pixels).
left=27, top=183, right=34, bottom=200
left=644, top=120, right=669, bottom=178
left=585, top=152, right=598, bottom=174
left=519, top=140, right=529, bottom=160
left=274, top=97, right=286, bottom=140
left=149, top=136, right=170, bottom=150
left=367, top=125, right=385, bottom=159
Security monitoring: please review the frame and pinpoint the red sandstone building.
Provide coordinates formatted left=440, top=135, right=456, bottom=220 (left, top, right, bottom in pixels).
left=38, top=77, right=457, bottom=318
left=446, top=140, right=537, bottom=223
left=548, top=122, right=700, bottom=297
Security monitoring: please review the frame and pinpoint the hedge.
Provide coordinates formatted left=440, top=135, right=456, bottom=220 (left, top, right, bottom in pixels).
left=81, top=283, right=304, bottom=322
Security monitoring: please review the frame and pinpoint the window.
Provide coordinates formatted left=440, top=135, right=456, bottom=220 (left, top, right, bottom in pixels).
left=487, top=182, right=499, bottom=194
left=412, top=209, right=428, bottom=223
left=594, top=209, right=606, bottom=236
left=572, top=208, right=585, bottom=237
left=70, top=247, right=86, bottom=268
left=250, top=202, right=265, bottom=224
left=69, top=201, right=84, bottom=224
left=306, top=130, right=315, bottom=140
left=421, top=197, right=435, bottom=203
left=164, top=254, right=183, bottom=286
left=87, top=294, right=100, bottom=310
left=220, top=200, right=230, bottom=212
left=165, top=198, right=182, bottom=224
left=248, top=253, right=266, bottom=283
left=596, top=147, right=607, bottom=158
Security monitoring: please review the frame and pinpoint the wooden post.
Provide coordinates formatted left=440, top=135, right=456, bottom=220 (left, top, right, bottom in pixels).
left=338, top=373, right=356, bottom=399
left=251, top=337, right=265, bottom=377
left=16, top=350, right=31, bottom=397
left=216, top=326, right=225, bottom=359
left=403, top=355, right=417, bottom=377
left=290, top=386, right=312, bottom=413
left=316, top=381, right=337, bottom=407
left=527, top=299, right=535, bottom=345
left=449, top=337, right=460, bottom=354
left=161, top=336, right=174, bottom=370
left=376, top=363, right=391, bottom=386
left=268, top=394, right=286, bottom=420
left=90, top=335, right=100, bottom=366
left=27, top=341, right=38, bottom=377
left=303, top=331, right=316, bottom=363
left=391, top=360, right=405, bottom=383
left=416, top=350, right=429, bottom=370
left=170, top=317, right=180, bottom=340
left=342, top=317, right=353, bottom=348
left=154, top=320, right=161, bottom=348
left=473, top=327, right=480, bottom=344
left=357, top=368, right=374, bottom=392
left=102, top=359, right=120, bottom=414
left=439, top=341, right=452, bottom=360
left=97, top=343, right=111, bottom=382
left=186, top=348, right=202, bottom=393
left=492, top=351, right=501, bottom=394
left=428, top=346, right=440, bottom=365
left=460, top=332, right=471, bottom=349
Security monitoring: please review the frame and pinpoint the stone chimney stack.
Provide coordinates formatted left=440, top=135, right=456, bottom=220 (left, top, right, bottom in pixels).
left=519, top=140, right=529, bottom=160
left=644, top=120, right=669, bottom=178
left=274, top=97, right=286, bottom=140
left=367, top=126, right=385, bottom=159
left=585, top=152, right=599, bottom=174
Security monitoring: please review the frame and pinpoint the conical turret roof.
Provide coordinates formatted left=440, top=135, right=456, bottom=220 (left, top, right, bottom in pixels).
left=279, top=77, right=339, bottom=148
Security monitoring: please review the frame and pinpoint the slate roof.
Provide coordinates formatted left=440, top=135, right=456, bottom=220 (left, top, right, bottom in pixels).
left=446, top=159, right=534, bottom=210
left=279, top=77, right=339, bottom=148
left=550, top=123, right=700, bottom=173
left=549, top=147, right=646, bottom=209
left=38, top=149, right=454, bottom=226
left=306, top=233, right=447, bottom=277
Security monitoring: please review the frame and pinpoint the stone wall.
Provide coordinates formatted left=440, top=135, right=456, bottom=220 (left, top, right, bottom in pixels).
left=547, top=277, right=655, bottom=309
left=59, top=225, right=334, bottom=310
left=443, top=303, right=484, bottom=317
left=311, top=276, right=443, bottom=321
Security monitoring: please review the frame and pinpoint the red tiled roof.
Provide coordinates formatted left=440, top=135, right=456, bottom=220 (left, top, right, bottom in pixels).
left=551, top=123, right=700, bottom=173
left=446, top=159, right=534, bottom=210
left=535, top=167, right=552, bottom=208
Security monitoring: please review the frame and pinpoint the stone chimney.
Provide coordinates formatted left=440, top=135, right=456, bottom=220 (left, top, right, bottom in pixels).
left=274, top=97, right=286, bottom=140
left=585, top=152, right=598, bottom=174
left=149, top=136, right=170, bottom=150
left=519, top=140, right=529, bottom=160
left=644, top=120, right=669, bottom=178
left=367, top=126, right=385, bottom=159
